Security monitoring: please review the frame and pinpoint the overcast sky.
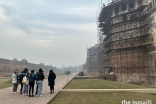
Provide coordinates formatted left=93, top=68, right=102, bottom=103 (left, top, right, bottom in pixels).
left=0, top=0, right=105, bottom=67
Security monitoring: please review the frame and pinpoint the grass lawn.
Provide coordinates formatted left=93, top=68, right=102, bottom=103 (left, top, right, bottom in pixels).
left=49, top=91, right=156, bottom=104
left=65, top=79, right=153, bottom=89
left=0, top=78, right=13, bottom=89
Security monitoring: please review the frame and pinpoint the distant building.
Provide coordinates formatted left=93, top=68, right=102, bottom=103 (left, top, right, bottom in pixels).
left=86, top=44, right=100, bottom=73
left=40, top=63, right=44, bottom=67
left=21, top=59, right=28, bottom=65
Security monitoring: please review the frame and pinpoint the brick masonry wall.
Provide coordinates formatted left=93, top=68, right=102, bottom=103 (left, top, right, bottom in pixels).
left=0, top=58, right=62, bottom=76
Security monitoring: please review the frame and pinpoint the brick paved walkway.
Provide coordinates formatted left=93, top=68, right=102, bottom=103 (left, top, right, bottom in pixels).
left=0, top=73, right=76, bottom=104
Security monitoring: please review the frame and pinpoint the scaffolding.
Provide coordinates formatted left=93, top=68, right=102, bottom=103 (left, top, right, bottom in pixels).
left=85, top=0, right=156, bottom=86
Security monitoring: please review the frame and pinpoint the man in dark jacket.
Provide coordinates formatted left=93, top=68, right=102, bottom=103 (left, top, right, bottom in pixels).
left=19, top=71, right=24, bottom=94
left=36, top=68, right=45, bottom=97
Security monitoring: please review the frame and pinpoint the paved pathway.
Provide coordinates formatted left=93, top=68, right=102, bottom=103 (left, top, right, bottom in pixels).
left=0, top=73, right=76, bottom=104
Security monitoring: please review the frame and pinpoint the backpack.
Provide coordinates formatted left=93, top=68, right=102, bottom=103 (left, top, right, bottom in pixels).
left=22, top=73, right=28, bottom=84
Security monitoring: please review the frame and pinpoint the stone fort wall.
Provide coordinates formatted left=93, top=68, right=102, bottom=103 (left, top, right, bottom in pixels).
left=0, top=58, right=62, bottom=76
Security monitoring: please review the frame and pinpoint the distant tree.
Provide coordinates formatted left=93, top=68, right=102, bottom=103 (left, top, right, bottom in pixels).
left=12, top=58, right=18, bottom=61
left=60, top=65, right=82, bottom=73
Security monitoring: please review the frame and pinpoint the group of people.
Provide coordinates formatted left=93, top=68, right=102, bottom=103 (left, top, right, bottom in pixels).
left=79, top=71, right=83, bottom=76
left=65, top=71, right=70, bottom=75
left=12, top=68, right=56, bottom=97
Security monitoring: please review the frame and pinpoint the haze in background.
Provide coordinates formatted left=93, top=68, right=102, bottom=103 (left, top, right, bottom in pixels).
left=0, top=0, right=104, bottom=66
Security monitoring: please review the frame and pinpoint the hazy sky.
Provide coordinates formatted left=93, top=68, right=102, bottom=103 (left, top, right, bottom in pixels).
left=0, top=0, right=105, bottom=66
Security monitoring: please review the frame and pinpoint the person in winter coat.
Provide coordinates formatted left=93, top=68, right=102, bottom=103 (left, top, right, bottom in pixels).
left=36, top=68, right=45, bottom=97
left=19, top=71, right=24, bottom=94
left=23, top=68, right=29, bottom=96
left=12, top=69, right=19, bottom=93
left=48, top=70, right=56, bottom=94
left=28, top=70, right=36, bottom=97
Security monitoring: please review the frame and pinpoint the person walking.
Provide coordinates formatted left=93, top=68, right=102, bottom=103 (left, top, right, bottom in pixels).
left=48, top=70, right=56, bottom=94
left=23, top=68, right=29, bottom=96
left=19, top=71, right=24, bottom=94
left=35, top=71, right=39, bottom=95
left=36, top=68, right=45, bottom=97
left=12, top=69, right=19, bottom=93
left=28, top=70, right=36, bottom=97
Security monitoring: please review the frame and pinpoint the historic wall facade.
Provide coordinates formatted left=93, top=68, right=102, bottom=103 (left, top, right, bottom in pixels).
left=97, top=0, right=156, bottom=86
left=0, top=58, right=61, bottom=77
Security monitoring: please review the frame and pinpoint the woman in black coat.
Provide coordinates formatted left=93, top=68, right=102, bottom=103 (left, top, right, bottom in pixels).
left=48, top=70, right=56, bottom=94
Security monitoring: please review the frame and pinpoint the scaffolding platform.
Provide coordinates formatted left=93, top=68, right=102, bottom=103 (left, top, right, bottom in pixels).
left=105, top=41, right=114, bottom=47
left=104, top=48, right=113, bottom=54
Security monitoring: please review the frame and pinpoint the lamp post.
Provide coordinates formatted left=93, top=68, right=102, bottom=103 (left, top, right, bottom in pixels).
left=67, top=73, right=69, bottom=84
